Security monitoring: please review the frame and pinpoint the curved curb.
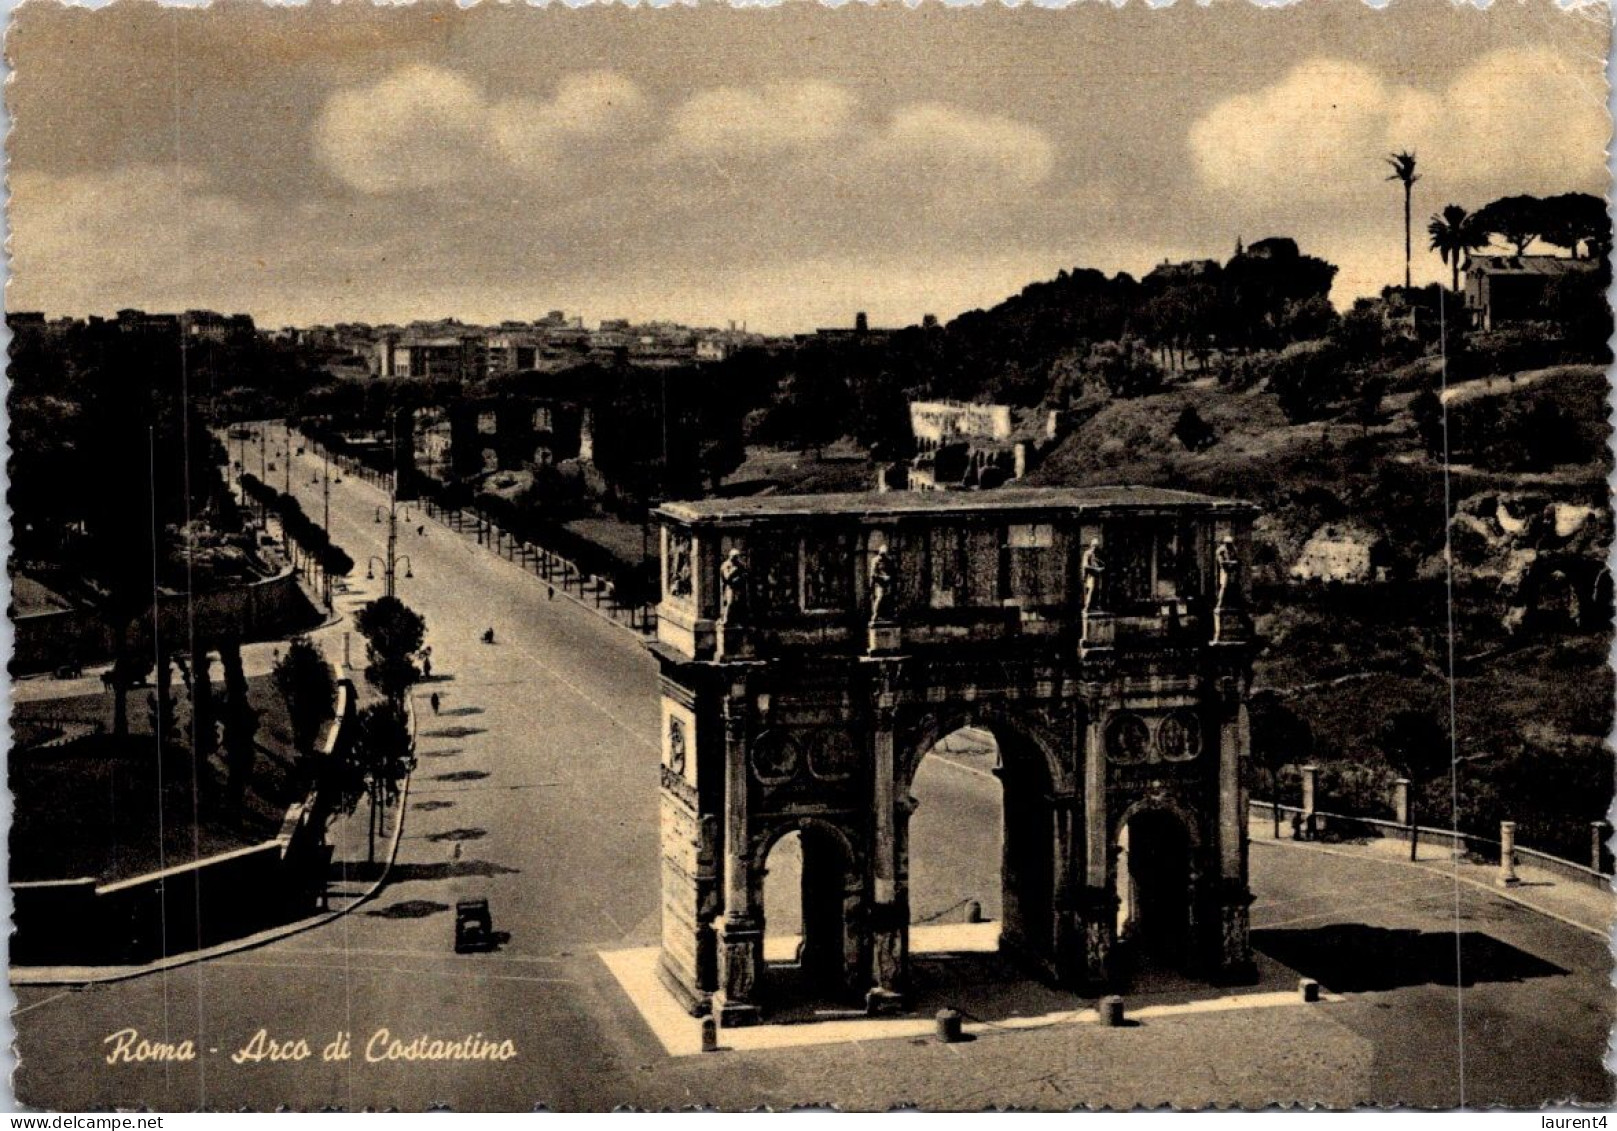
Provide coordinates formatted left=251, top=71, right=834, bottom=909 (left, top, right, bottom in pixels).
left=10, top=739, right=416, bottom=990
left=1252, top=836, right=1612, bottom=942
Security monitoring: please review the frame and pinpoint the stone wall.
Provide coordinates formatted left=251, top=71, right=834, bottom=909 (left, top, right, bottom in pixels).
left=10, top=675, right=356, bottom=968
left=10, top=566, right=319, bottom=675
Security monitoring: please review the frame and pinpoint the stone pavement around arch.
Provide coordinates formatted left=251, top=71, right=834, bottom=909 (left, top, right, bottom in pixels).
left=592, top=815, right=1614, bottom=1109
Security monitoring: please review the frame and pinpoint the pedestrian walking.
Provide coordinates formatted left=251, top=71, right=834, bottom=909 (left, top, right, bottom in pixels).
left=430, top=692, right=441, bottom=715
left=422, top=655, right=433, bottom=679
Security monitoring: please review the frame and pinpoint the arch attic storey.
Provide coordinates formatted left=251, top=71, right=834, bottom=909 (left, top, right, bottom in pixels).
left=646, top=487, right=1259, bottom=1025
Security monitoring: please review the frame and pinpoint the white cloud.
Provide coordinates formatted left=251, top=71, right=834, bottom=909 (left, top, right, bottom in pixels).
left=666, top=81, right=1056, bottom=206
left=314, top=66, right=647, bottom=194
left=876, top=102, right=1055, bottom=193
left=668, top=81, right=858, bottom=155
left=1189, top=46, right=1609, bottom=205
left=9, top=165, right=258, bottom=314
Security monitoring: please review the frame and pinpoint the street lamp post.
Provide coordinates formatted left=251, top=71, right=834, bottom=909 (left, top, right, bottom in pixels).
left=366, top=416, right=413, bottom=599
left=322, top=445, right=333, bottom=608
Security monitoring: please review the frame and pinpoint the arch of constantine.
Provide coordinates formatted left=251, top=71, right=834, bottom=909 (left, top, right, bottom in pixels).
left=646, top=487, right=1258, bottom=1026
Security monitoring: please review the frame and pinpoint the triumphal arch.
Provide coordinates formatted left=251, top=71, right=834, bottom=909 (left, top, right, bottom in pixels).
left=647, top=487, right=1258, bottom=1025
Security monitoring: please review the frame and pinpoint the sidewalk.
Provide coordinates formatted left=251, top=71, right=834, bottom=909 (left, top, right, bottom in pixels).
left=1248, top=815, right=1615, bottom=939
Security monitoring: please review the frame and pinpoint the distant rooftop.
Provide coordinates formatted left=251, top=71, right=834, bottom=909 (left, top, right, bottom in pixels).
left=1469, top=255, right=1599, bottom=276
left=658, top=486, right=1254, bottom=524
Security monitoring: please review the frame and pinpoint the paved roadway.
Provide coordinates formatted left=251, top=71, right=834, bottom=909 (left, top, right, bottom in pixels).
left=10, top=442, right=1612, bottom=1109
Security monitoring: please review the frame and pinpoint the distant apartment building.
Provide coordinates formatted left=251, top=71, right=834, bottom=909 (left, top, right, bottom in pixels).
left=485, top=333, right=540, bottom=377
left=116, top=309, right=182, bottom=336
left=377, top=332, right=486, bottom=381
left=180, top=309, right=256, bottom=342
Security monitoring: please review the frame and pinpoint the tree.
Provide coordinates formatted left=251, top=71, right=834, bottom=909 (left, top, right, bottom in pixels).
left=1473, top=195, right=1544, bottom=256
left=353, top=702, right=415, bottom=864
left=272, top=635, right=337, bottom=780
left=1379, top=709, right=1452, bottom=861
left=1084, top=338, right=1163, bottom=399
left=1353, top=375, right=1387, bottom=435
left=1173, top=405, right=1217, bottom=452
left=1249, top=691, right=1312, bottom=839
left=218, top=641, right=261, bottom=819
left=1537, top=192, right=1610, bottom=260
left=1410, top=389, right=1446, bottom=459
left=1427, top=204, right=1487, bottom=293
left=1385, top=151, right=1420, bottom=289
left=354, top=595, right=426, bottom=707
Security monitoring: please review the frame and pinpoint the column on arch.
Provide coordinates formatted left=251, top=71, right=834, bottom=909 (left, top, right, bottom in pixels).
left=715, top=683, right=764, bottom=1026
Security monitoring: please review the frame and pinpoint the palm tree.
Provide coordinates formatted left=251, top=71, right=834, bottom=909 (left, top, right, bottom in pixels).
left=1427, top=204, right=1486, bottom=292
left=1385, top=151, right=1420, bottom=289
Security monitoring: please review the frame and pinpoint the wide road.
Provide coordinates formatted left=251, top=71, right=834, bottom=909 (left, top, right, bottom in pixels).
left=11, top=439, right=1612, bottom=1109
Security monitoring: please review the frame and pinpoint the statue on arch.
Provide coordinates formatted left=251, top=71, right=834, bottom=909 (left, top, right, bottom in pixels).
left=869, top=547, right=897, bottom=624
left=1215, top=537, right=1241, bottom=611
left=720, top=548, right=750, bottom=624
left=1081, top=538, right=1106, bottom=613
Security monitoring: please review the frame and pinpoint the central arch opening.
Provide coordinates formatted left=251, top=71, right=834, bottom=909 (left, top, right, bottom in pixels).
left=907, top=722, right=1061, bottom=994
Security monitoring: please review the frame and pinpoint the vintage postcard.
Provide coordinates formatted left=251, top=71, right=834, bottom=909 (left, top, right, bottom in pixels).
left=4, top=0, right=1613, bottom=1113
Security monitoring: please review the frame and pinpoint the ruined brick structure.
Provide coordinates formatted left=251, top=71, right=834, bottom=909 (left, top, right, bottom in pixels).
left=647, top=487, right=1258, bottom=1025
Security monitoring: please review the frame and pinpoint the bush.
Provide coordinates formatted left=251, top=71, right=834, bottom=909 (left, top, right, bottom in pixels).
left=1267, top=340, right=1348, bottom=423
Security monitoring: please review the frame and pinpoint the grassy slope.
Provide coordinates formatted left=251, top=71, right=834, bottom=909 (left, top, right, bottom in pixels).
left=10, top=675, right=305, bottom=883
left=1031, top=364, right=1612, bottom=855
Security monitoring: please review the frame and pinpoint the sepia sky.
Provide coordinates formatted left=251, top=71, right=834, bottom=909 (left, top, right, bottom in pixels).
left=5, top=0, right=1610, bottom=333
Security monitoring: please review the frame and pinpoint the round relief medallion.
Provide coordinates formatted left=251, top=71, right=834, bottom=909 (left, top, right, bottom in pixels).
left=1105, top=712, right=1151, bottom=765
left=1155, top=711, right=1202, bottom=762
left=750, top=730, right=800, bottom=781
left=808, top=730, right=858, bottom=779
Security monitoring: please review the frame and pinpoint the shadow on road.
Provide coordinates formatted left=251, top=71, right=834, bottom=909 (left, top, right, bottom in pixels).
left=419, top=747, right=464, bottom=759
left=422, top=726, right=487, bottom=739
left=388, top=859, right=521, bottom=883
left=336, top=858, right=519, bottom=885
left=439, top=706, right=484, bottom=718
left=413, top=800, right=455, bottom=812
left=365, top=899, right=450, bottom=919
left=425, top=827, right=487, bottom=843
left=432, top=770, right=490, bottom=783
left=1252, top=926, right=1569, bottom=992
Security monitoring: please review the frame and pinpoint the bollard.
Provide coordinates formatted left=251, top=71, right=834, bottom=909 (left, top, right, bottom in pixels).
left=1392, top=778, right=1411, bottom=826
left=935, top=1009, right=963, bottom=1044
left=1100, top=996, right=1125, bottom=1027
left=966, top=900, right=983, bottom=924
left=1300, top=764, right=1319, bottom=836
left=1497, top=821, right=1520, bottom=886
left=1299, top=978, right=1321, bottom=1003
left=700, top=1016, right=718, bottom=1053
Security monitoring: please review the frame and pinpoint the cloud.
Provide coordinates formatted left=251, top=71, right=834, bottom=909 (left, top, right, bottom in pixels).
left=666, top=81, right=1056, bottom=208
left=315, top=66, right=646, bottom=194
left=876, top=102, right=1055, bottom=193
left=668, top=81, right=858, bottom=155
left=9, top=165, right=259, bottom=314
left=1189, top=46, right=1609, bottom=205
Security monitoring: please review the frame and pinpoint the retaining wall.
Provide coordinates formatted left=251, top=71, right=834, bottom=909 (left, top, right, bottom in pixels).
left=11, top=566, right=320, bottom=675
left=10, top=675, right=358, bottom=968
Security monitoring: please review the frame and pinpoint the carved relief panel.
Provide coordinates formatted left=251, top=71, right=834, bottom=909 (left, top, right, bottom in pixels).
left=1104, top=708, right=1204, bottom=767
